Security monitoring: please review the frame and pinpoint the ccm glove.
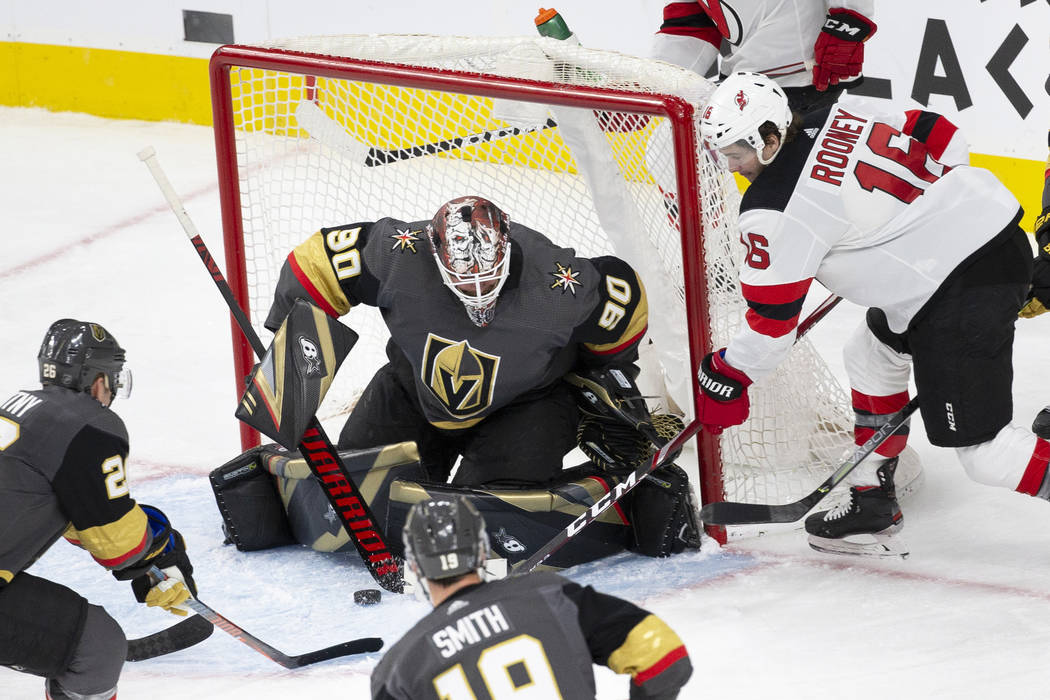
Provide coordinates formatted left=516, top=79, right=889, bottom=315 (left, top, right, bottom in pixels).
left=114, top=504, right=197, bottom=616
left=696, top=350, right=752, bottom=434
left=812, top=8, right=877, bottom=91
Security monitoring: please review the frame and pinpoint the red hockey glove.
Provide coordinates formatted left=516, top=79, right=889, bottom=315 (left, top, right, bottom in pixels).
left=812, top=8, right=877, bottom=91
left=697, top=350, right=752, bottom=435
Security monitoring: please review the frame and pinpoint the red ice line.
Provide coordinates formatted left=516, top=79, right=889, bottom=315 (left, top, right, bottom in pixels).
left=0, top=182, right=215, bottom=281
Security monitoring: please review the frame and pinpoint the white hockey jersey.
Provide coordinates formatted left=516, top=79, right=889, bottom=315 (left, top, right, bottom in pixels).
left=653, top=0, right=875, bottom=88
left=723, top=97, right=1022, bottom=382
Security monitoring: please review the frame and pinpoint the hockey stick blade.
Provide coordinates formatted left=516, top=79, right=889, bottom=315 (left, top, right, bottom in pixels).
left=294, top=99, right=556, bottom=167
left=700, top=397, right=920, bottom=525
left=147, top=567, right=383, bottom=669
left=139, top=147, right=403, bottom=593
left=285, top=637, right=385, bottom=668
left=126, top=615, right=214, bottom=661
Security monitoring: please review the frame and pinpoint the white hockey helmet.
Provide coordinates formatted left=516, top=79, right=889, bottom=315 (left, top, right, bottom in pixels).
left=699, top=72, right=792, bottom=164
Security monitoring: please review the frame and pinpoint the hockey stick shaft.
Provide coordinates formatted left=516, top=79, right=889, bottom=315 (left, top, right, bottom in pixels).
left=126, top=615, right=213, bottom=661
left=700, top=397, right=920, bottom=525
left=137, top=146, right=403, bottom=593
left=146, top=567, right=383, bottom=668
left=513, top=294, right=844, bottom=572
left=294, top=100, right=556, bottom=167
left=364, top=118, right=558, bottom=166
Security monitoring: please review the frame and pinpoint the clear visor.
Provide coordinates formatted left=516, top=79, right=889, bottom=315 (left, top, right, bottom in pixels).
left=113, top=366, right=132, bottom=400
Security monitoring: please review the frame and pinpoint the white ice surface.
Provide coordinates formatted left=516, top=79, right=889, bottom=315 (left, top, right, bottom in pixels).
left=1, top=107, right=1049, bottom=699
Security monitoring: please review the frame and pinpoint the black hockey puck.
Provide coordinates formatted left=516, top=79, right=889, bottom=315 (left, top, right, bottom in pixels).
left=354, top=588, right=381, bottom=606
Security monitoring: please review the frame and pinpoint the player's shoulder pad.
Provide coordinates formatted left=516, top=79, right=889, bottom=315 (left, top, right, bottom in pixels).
left=35, top=387, right=127, bottom=443
left=575, top=255, right=647, bottom=349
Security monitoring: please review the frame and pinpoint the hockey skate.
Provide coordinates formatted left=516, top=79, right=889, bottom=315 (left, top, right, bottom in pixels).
left=804, top=458, right=907, bottom=558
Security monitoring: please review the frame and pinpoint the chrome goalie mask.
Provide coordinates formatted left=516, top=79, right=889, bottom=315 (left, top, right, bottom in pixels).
left=426, top=196, right=512, bottom=327
left=699, top=72, right=793, bottom=165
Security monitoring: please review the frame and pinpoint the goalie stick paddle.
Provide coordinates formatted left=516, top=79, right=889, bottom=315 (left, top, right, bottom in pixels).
left=146, top=567, right=383, bottom=668
left=138, top=146, right=404, bottom=594
left=126, top=615, right=214, bottom=661
left=293, top=99, right=557, bottom=167
left=700, top=397, right=920, bottom=525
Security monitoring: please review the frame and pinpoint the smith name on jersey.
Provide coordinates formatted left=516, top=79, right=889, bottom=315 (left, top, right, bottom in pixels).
left=724, top=96, right=1022, bottom=382
left=265, top=218, right=648, bottom=429
left=0, top=386, right=162, bottom=587
left=370, top=571, right=691, bottom=700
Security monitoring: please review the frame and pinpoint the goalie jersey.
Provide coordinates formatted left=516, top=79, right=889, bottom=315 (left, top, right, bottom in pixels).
left=0, top=386, right=157, bottom=587
left=266, top=218, right=648, bottom=429
left=370, top=571, right=692, bottom=700
left=723, top=97, right=1023, bottom=382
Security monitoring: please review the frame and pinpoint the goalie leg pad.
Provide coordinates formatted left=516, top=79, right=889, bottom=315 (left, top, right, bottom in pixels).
left=629, top=464, right=700, bottom=557
left=209, top=448, right=296, bottom=552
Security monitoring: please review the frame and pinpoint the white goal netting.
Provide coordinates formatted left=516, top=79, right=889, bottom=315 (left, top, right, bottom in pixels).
left=212, top=35, right=877, bottom=531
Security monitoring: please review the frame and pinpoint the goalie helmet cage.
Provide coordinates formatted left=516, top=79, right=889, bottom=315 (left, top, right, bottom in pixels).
left=210, top=36, right=856, bottom=544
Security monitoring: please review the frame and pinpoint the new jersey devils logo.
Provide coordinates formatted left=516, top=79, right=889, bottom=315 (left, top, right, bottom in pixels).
left=735, top=90, right=748, bottom=111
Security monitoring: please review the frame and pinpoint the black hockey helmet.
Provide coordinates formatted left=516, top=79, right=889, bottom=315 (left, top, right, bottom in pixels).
left=402, top=496, right=489, bottom=582
left=38, top=319, right=131, bottom=399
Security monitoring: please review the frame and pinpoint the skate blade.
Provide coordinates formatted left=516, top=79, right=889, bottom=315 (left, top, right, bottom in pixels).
left=807, top=533, right=909, bottom=559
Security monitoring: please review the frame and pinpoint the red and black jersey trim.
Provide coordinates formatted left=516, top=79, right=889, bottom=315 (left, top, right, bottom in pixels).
left=741, top=279, right=813, bottom=338
left=658, top=2, right=722, bottom=46
left=902, top=110, right=958, bottom=161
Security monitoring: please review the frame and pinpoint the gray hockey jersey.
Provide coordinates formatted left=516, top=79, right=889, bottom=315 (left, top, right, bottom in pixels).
left=266, top=218, right=648, bottom=429
left=370, top=571, right=691, bottom=700
left=0, top=386, right=152, bottom=586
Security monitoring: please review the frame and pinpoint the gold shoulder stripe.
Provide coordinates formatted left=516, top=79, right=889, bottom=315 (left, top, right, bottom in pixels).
left=607, top=614, right=686, bottom=679
left=0, top=569, right=12, bottom=584
left=292, top=232, right=352, bottom=316
left=67, top=505, right=150, bottom=569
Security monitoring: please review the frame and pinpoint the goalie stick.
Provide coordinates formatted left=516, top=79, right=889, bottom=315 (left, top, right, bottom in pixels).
left=700, top=397, right=920, bottom=525
left=147, top=567, right=383, bottom=668
left=514, top=295, right=844, bottom=573
left=138, top=146, right=403, bottom=594
left=293, top=99, right=557, bottom=167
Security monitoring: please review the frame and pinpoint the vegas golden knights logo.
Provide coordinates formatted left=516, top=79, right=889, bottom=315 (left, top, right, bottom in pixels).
left=422, top=334, right=500, bottom=419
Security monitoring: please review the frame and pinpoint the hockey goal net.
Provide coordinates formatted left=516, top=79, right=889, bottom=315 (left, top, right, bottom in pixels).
left=210, top=35, right=867, bottom=542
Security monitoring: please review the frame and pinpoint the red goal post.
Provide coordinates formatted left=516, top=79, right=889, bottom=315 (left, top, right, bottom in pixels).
left=208, top=36, right=866, bottom=543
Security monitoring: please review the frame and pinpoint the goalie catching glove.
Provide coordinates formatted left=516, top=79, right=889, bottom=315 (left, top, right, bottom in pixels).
left=113, top=504, right=197, bottom=616
left=812, top=8, right=877, bottom=91
left=577, top=412, right=684, bottom=475
left=697, top=350, right=752, bottom=434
